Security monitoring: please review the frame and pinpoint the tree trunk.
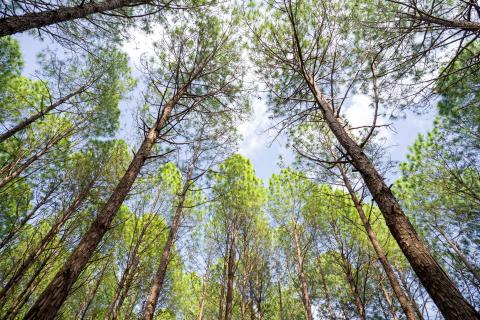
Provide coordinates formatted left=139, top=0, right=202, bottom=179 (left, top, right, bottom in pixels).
left=434, top=225, right=480, bottom=284
left=77, top=262, right=109, bottom=320
left=196, top=259, right=211, bottom=320
left=113, top=257, right=138, bottom=320
left=0, top=84, right=88, bottom=143
left=224, top=226, right=237, bottom=320
left=292, top=229, right=313, bottom=320
left=302, top=70, right=480, bottom=320
left=218, top=251, right=227, bottom=320
left=339, top=168, right=417, bottom=320
left=0, top=180, right=92, bottom=303
left=249, top=280, right=255, bottom=320
left=277, top=280, right=284, bottom=320
left=339, top=252, right=366, bottom=320
left=142, top=160, right=195, bottom=320
left=397, top=270, right=425, bottom=320
left=105, top=217, right=151, bottom=320
left=2, top=249, right=58, bottom=320
left=23, top=87, right=186, bottom=320
left=318, top=257, right=335, bottom=320
left=0, top=0, right=152, bottom=37
left=381, top=282, right=399, bottom=320
left=0, top=127, right=74, bottom=189
left=0, top=184, right=57, bottom=252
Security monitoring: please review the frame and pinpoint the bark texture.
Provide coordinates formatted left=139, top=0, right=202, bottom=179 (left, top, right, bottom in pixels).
left=142, top=168, right=192, bottom=320
left=302, top=70, right=480, bottom=320
left=23, top=88, right=185, bottom=320
left=0, top=0, right=152, bottom=37
left=340, top=168, right=417, bottom=320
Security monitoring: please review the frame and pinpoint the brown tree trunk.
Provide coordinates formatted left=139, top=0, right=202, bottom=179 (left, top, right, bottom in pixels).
left=142, top=160, right=195, bottom=320
left=0, top=85, right=88, bottom=143
left=224, top=226, right=237, bottom=320
left=113, top=258, right=139, bottom=320
left=105, top=217, right=151, bottom=320
left=277, top=280, right=284, bottom=320
left=339, top=252, right=366, bottom=320
left=241, top=281, right=247, bottom=320
left=0, top=180, right=92, bottom=303
left=23, top=87, right=186, bottom=320
left=2, top=249, right=58, bottom=320
left=292, top=228, right=313, bottom=320
left=196, top=259, right=211, bottom=320
left=398, top=270, right=425, bottom=320
left=301, top=70, right=480, bottom=320
left=434, top=225, right=480, bottom=284
left=339, top=168, right=417, bottom=320
left=0, top=0, right=152, bottom=37
left=77, top=262, right=109, bottom=320
left=249, top=280, right=255, bottom=320
left=381, top=282, right=399, bottom=320
left=218, top=251, right=228, bottom=320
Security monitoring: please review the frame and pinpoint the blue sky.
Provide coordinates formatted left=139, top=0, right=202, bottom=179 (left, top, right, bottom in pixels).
left=14, top=31, right=436, bottom=184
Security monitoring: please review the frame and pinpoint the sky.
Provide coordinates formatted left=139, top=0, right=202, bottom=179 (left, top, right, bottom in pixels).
left=14, top=30, right=436, bottom=184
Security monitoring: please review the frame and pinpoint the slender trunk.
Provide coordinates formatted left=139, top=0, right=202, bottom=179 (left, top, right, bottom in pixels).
left=0, top=128, right=74, bottom=189
left=23, top=87, right=186, bottom=320
left=105, top=219, right=151, bottom=320
left=113, top=258, right=139, bottom=320
left=218, top=252, right=227, bottom=320
left=0, top=181, right=92, bottom=303
left=78, top=263, right=109, bottom=320
left=340, top=252, right=366, bottom=320
left=0, top=184, right=57, bottom=252
left=277, top=280, right=284, bottom=320
left=318, top=257, right=335, bottom=320
left=249, top=280, right=255, bottom=320
left=434, top=225, right=480, bottom=284
left=407, top=12, right=480, bottom=33
left=2, top=250, right=57, bottom=320
left=398, top=270, right=425, bottom=320
left=0, top=0, right=152, bottom=37
left=196, top=260, right=211, bottom=320
left=0, top=85, right=88, bottom=143
left=381, top=282, right=399, bottom=320
left=339, top=168, right=417, bottom=320
left=241, top=281, right=247, bottom=320
left=292, top=229, right=313, bottom=320
left=142, top=161, right=195, bottom=320
left=302, top=70, right=480, bottom=320
left=224, top=226, right=237, bottom=320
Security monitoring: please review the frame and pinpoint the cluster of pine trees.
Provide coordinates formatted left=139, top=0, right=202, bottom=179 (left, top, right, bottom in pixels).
left=0, top=0, right=479, bottom=319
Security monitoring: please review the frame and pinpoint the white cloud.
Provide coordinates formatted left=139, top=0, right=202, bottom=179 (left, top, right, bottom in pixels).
left=238, top=98, right=270, bottom=157
left=344, top=93, right=392, bottom=142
